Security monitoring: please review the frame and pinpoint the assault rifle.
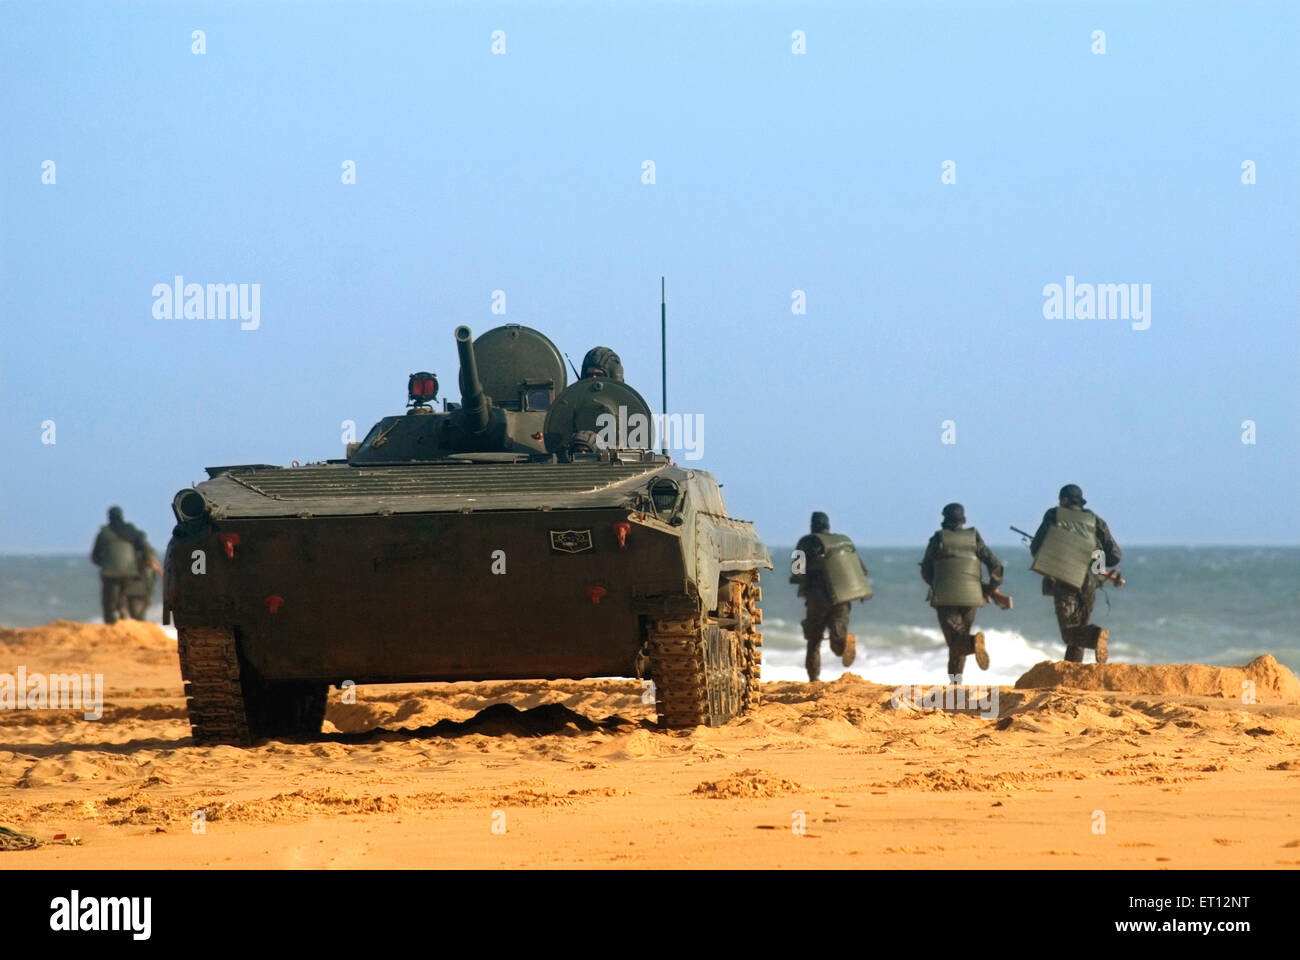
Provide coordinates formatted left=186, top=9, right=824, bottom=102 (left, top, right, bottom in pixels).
left=1010, top=525, right=1125, bottom=587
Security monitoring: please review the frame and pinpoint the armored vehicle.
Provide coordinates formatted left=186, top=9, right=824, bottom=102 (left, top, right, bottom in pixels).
left=164, top=324, right=771, bottom=745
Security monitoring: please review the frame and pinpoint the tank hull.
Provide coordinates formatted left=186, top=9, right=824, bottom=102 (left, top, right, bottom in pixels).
left=166, top=452, right=770, bottom=743
left=167, top=507, right=690, bottom=683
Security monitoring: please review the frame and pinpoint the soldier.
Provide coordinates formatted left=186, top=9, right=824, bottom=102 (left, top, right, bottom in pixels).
left=581, top=346, right=624, bottom=382
left=122, top=536, right=162, bottom=620
left=919, top=503, right=1003, bottom=682
left=1029, top=484, right=1121, bottom=663
left=790, top=511, right=872, bottom=682
left=90, top=506, right=146, bottom=625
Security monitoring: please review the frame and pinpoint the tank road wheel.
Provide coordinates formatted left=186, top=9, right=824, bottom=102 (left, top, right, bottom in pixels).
left=649, top=574, right=765, bottom=728
left=177, top=625, right=254, bottom=746
left=177, top=625, right=328, bottom=745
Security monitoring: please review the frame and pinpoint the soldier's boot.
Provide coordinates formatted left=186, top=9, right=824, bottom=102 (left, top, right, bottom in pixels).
left=1063, top=645, right=1085, bottom=663
left=841, top=632, right=856, bottom=667
left=1094, top=628, right=1109, bottom=664
left=829, top=632, right=845, bottom=658
left=972, top=632, right=990, bottom=671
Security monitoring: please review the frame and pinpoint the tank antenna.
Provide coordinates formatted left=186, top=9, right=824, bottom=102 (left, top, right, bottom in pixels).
left=563, top=352, right=581, bottom=380
left=660, top=276, right=668, bottom=456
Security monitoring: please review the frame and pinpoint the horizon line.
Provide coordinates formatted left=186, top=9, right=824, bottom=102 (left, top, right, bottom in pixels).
left=4, top=543, right=1299, bottom=558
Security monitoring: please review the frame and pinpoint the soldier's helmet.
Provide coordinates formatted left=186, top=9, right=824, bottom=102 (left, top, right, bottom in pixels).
left=810, top=511, right=830, bottom=533
left=108, top=505, right=124, bottom=523
left=942, top=502, right=965, bottom=526
left=568, top=430, right=602, bottom=454
left=1058, top=484, right=1086, bottom=506
left=581, top=347, right=624, bottom=382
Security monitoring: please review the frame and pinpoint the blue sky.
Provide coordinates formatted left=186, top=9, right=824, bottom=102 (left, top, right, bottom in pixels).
left=2, top=1, right=1296, bottom=552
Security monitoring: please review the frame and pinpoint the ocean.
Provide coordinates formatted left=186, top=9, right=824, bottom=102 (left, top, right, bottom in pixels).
left=2, top=547, right=1296, bottom=685
left=759, top=546, right=1300, bottom=684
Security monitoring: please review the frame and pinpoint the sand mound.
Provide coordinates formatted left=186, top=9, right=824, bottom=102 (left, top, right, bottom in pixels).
left=0, top=620, right=180, bottom=695
left=693, top=768, right=803, bottom=799
left=0, top=619, right=174, bottom=655
left=396, top=702, right=633, bottom=739
left=89, top=787, right=453, bottom=826
left=1015, top=655, right=1300, bottom=701
left=882, top=768, right=1040, bottom=792
left=491, top=783, right=628, bottom=807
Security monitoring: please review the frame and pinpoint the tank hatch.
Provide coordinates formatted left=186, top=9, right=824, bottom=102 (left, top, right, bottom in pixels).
left=543, top=378, right=654, bottom=454
left=461, top=324, right=566, bottom=412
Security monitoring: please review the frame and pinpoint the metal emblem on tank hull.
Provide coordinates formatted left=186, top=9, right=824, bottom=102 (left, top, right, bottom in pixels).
left=550, top=529, right=594, bottom=554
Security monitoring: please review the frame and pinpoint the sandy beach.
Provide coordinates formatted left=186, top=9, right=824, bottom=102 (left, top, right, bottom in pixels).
left=1, top=619, right=1298, bottom=870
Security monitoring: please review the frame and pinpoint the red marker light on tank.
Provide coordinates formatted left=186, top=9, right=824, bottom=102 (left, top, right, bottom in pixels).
left=265, top=595, right=285, bottom=614
left=218, top=533, right=240, bottom=558
left=407, top=371, right=439, bottom=406
left=587, top=586, right=607, bottom=605
left=613, top=522, right=630, bottom=549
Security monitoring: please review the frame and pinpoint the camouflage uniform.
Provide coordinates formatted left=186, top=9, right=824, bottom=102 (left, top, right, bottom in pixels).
left=1031, top=506, right=1121, bottom=661
left=122, top=540, right=159, bottom=620
left=794, top=532, right=851, bottom=682
left=91, top=508, right=146, bottom=625
left=920, top=525, right=1003, bottom=678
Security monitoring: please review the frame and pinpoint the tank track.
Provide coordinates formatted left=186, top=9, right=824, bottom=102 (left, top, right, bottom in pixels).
left=740, top=578, right=763, bottom=712
left=649, top=574, right=763, bottom=728
left=177, top=625, right=253, bottom=746
left=647, top=616, right=711, bottom=727
left=177, top=625, right=328, bottom=746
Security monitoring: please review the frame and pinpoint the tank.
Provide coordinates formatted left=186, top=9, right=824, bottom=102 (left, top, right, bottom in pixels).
left=163, top=323, right=772, bottom=745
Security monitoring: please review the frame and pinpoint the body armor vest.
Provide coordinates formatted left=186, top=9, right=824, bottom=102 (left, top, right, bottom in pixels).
left=807, top=533, right=872, bottom=604
left=99, top=527, right=140, bottom=578
left=930, top=528, right=985, bottom=607
left=1031, top=506, right=1097, bottom=589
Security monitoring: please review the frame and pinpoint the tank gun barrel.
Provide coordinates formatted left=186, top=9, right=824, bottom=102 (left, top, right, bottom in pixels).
left=455, top=325, right=491, bottom=432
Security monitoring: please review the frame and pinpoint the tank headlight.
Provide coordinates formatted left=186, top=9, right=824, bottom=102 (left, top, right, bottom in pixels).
left=650, top=479, right=679, bottom=516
